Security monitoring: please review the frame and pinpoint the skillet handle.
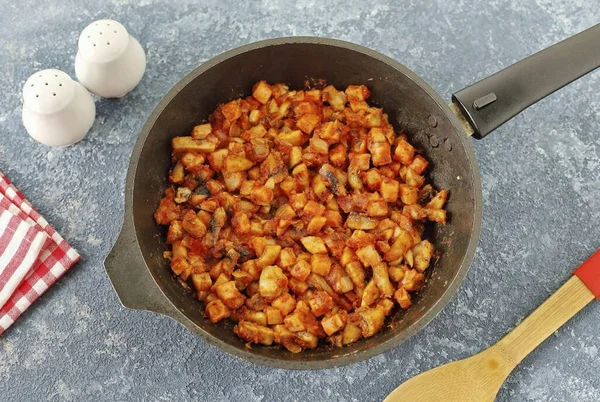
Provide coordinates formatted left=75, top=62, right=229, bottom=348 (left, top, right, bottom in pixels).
left=104, top=222, right=177, bottom=316
left=452, top=23, right=600, bottom=139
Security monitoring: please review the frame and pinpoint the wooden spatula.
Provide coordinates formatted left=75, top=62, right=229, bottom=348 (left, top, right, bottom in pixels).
left=384, top=250, right=600, bottom=402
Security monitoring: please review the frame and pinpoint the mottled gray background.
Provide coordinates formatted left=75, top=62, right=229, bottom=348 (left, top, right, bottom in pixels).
left=1, top=0, right=599, bottom=401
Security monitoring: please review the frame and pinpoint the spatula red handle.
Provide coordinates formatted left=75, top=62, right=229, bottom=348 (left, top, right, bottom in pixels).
left=574, top=249, right=600, bottom=299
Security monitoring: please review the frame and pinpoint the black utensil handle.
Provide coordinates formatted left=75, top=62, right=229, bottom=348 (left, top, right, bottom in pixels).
left=452, top=23, right=600, bottom=139
left=105, top=221, right=177, bottom=316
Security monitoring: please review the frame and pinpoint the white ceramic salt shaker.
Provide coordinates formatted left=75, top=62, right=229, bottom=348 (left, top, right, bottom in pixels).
left=75, top=19, right=146, bottom=98
left=22, top=69, right=96, bottom=147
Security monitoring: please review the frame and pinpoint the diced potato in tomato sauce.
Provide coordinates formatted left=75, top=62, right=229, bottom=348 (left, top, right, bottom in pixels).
left=155, top=81, right=448, bottom=352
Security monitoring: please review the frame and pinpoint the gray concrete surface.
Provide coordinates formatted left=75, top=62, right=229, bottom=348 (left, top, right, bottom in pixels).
left=1, top=0, right=599, bottom=401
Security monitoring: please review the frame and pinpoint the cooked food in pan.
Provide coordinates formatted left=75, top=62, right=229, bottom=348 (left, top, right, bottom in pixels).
left=154, top=81, right=448, bottom=352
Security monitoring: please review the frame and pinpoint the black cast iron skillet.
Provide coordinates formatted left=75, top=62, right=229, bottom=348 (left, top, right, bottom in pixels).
left=105, top=24, right=600, bottom=369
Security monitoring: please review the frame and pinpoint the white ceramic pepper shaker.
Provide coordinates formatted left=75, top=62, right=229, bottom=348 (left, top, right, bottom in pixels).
left=75, top=19, right=146, bottom=98
left=22, top=69, right=96, bottom=147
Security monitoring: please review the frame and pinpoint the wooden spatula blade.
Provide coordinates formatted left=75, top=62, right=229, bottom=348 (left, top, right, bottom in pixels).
left=383, top=351, right=508, bottom=402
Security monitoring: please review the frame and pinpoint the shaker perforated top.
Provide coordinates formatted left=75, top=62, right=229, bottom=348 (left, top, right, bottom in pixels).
left=22, top=69, right=75, bottom=115
left=77, top=20, right=130, bottom=63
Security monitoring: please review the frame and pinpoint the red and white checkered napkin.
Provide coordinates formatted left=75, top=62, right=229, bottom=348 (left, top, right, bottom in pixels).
left=0, top=172, right=80, bottom=335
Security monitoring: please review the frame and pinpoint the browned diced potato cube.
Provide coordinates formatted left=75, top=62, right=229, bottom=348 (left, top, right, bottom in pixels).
left=289, top=146, right=303, bottom=168
left=372, top=263, right=394, bottom=298
left=304, top=89, right=321, bottom=102
left=288, top=278, right=309, bottom=296
left=262, top=307, right=281, bottom=326
left=342, top=322, right=363, bottom=345
left=427, top=189, right=448, bottom=210
left=292, top=163, right=310, bottom=187
left=347, top=230, right=375, bottom=249
left=279, top=247, right=297, bottom=269
left=245, top=292, right=268, bottom=311
left=365, top=107, right=383, bottom=127
left=222, top=171, right=244, bottom=191
left=329, top=144, right=347, bottom=167
left=289, top=260, right=311, bottom=282
left=232, top=270, right=254, bottom=290
left=224, top=155, right=254, bottom=172
left=180, top=152, right=205, bottom=171
left=307, top=216, right=327, bottom=234
left=380, top=178, right=400, bottom=203
left=322, top=85, right=347, bottom=110
left=361, top=279, right=379, bottom=307
left=257, top=244, right=282, bottom=268
left=405, top=168, right=425, bottom=188
left=408, top=154, right=428, bottom=175
left=388, top=265, right=406, bottom=282
left=182, top=210, right=207, bottom=238
left=172, top=240, right=187, bottom=259
left=394, top=287, right=412, bottom=309
left=167, top=220, right=184, bottom=244
left=412, top=240, right=434, bottom=272
left=307, top=290, right=334, bottom=317
left=169, top=162, right=184, bottom=184
left=172, top=137, right=216, bottom=153
left=301, top=236, right=328, bottom=254
left=402, top=269, right=425, bottom=291
left=170, top=255, right=189, bottom=276
left=273, top=325, right=302, bottom=353
left=249, top=124, right=267, bottom=138
left=355, top=307, right=385, bottom=337
left=302, top=200, right=326, bottom=218
left=221, top=100, right=242, bottom=122
left=248, top=109, right=261, bottom=125
left=272, top=293, right=296, bottom=316
left=206, top=299, right=230, bottom=323
left=249, top=236, right=274, bottom=257
left=356, top=244, right=382, bottom=267
left=362, top=168, right=383, bottom=191
left=191, top=123, right=212, bottom=139
left=252, top=81, right=273, bottom=104
left=192, top=272, right=212, bottom=291
left=234, top=320, right=274, bottom=346
left=321, top=311, right=348, bottom=336
left=259, top=265, right=288, bottom=299
left=350, top=153, right=371, bottom=171
left=294, top=331, right=319, bottom=349
left=377, top=298, right=395, bottom=316
left=384, top=229, right=413, bottom=261
left=289, top=193, right=308, bottom=212
left=297, top=113, right=320, bottom=134
left=367, top=128, right=392, bottom=166
left=312, top=174, right=330, bottom=199
left=231, top=212, right=250, bottom=235
left=399, top=184, right=418, bottom=205
left=311, top=254, right=332, bottom=276
left=324, top=210, right=343, bottom=228
left=250, top=186, right=274, bottom=206
left=284, top=311, right=306, bottom=332
left=349, top=100, right=368, bottom=112
left=339, top=247, right=357, bottom=267
left=318, top=121, right=341, bottom=143
left=427, top=208, right=447, bottom=223
left=279, top=130, right=305, bottom=146
left=294, top=101, right=318, bottom=116
left=345, top=85, right=370, bottom=102
left=310, top=137, right=329, bottom=155
left=366, top=199, right=388, bottom=217
left=345, top=213, right=377, bottom=230
left=393, top=138, right=415, bottom=164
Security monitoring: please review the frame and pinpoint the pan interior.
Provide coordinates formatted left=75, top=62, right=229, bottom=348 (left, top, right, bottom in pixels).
left=132, top=40, right=478, bottom=365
